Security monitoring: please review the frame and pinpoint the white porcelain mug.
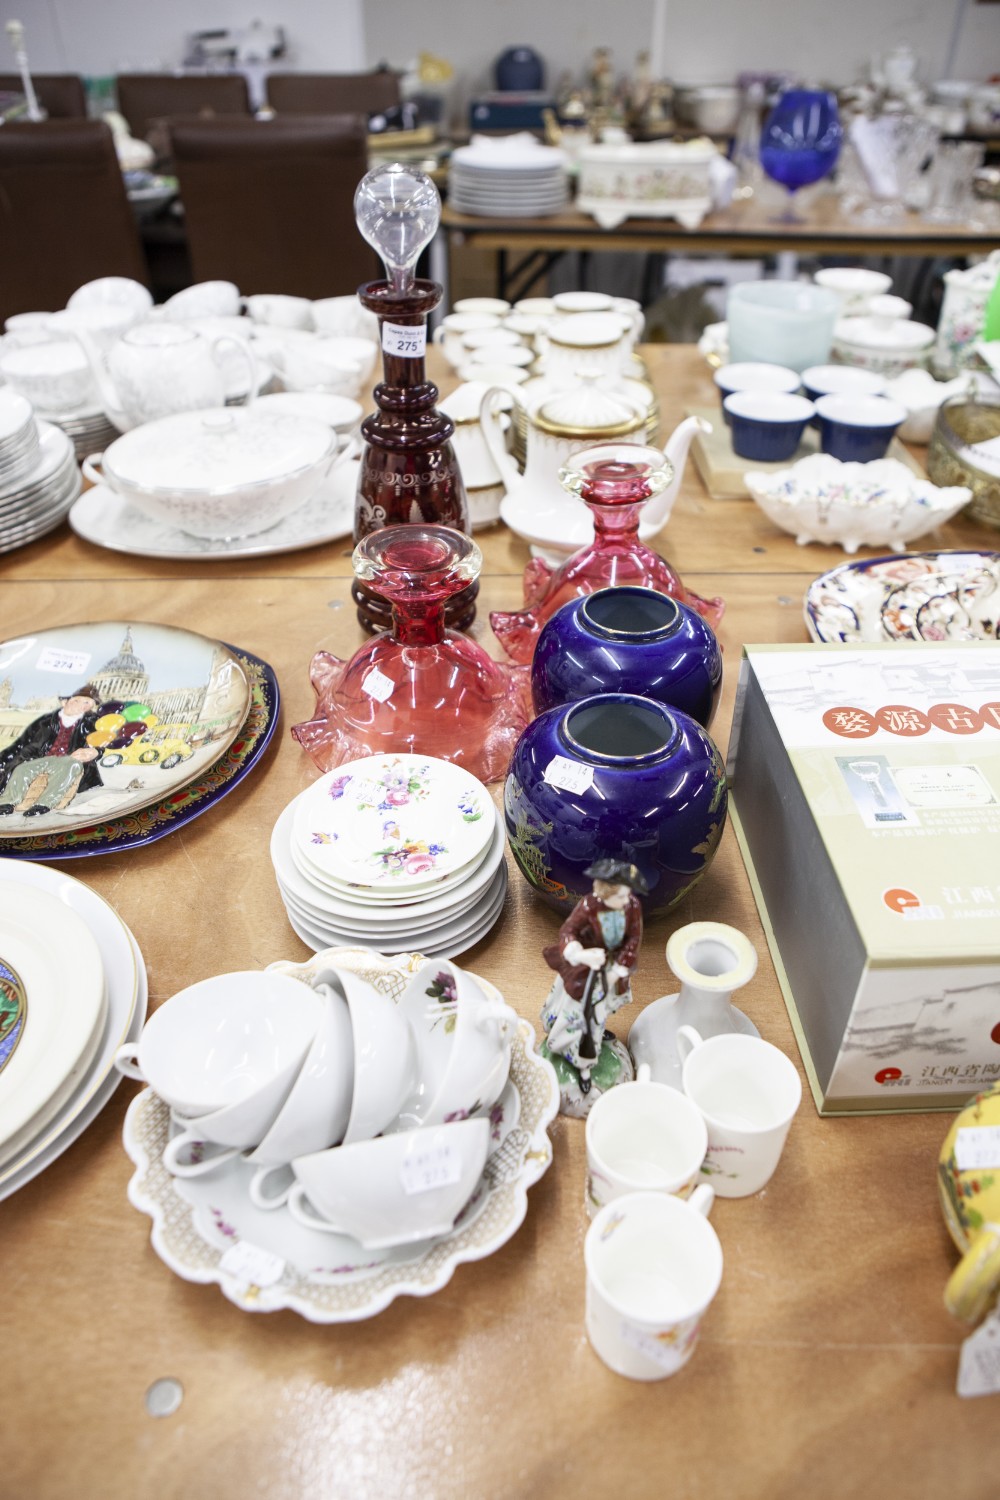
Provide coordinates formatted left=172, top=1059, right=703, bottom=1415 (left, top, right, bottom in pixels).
left=677, top=1026, right=802, bottom=1198
left=584, top=1062, right=707, bottom=1218
left=585, top=1187, right=722, bottom=1380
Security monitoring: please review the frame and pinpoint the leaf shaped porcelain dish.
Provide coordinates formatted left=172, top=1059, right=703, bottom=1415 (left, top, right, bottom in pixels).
left=746, top=452, right=971, bottom=553
left=124, top=947, right=558, bottom=1322
left=804, top=550, right=1000, bottom=643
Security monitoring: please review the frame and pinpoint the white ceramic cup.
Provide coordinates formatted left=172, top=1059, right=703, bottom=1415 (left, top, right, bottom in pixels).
left=315, top=967, right=416, bottom=1144
left=0, top=340, right=96, bottom=412
left=584, top=1062, right=708, bottom=1218
left=585, top=1187, right=722, bottom=1380
left=677, top=1026, right=802, bottom=1198
left=164, top=280, right=242, bottom=320
left=433, top=313, right=502, bottom=369
left=280, top=343, right=364, bottom=396
left=287, top=1115, right=491, bottom=1247
left=453, top=297, right=511, bottom=317
left=244, top=294, right=314, bottom=330
left=67, top=277, right=153, bottom=316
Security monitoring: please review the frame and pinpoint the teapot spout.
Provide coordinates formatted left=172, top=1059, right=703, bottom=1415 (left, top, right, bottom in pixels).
left=641, top=414, right=712, bottom=533
left=73, top=328, right=129, bottom=432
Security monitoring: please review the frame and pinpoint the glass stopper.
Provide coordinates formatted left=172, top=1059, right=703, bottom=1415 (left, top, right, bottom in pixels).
left=354, top=164, right=442, bottom=293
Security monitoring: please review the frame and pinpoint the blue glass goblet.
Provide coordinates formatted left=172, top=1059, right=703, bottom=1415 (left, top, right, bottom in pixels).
left=759, top=89, right=842, bottom=224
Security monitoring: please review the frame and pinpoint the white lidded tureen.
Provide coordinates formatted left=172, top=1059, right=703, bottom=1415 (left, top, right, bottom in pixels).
left=84, top=406, right=343, bottom=540
left=745, top=452, right=971, bottom=553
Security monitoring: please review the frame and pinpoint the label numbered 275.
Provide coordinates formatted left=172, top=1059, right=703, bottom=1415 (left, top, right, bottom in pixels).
left=382, top=322, right=427, bottom=359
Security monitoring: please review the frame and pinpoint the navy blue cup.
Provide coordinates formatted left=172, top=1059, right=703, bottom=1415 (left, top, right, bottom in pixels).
left=815, top=394, right=907, bottom=462
left=713, top=361, right=799, bottom=426
left=724, top=390, right=815, bottom=462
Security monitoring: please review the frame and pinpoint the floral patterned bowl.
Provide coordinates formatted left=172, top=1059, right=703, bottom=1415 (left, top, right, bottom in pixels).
left=804, top=550, right=1000, bottom=643
left=745, top=452, right=971, bottom=553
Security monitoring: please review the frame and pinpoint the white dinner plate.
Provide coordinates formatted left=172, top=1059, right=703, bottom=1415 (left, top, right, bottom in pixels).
left=0, top=882, right=107, bottom=1164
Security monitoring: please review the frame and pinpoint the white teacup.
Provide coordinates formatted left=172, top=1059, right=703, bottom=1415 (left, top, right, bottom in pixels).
left=114, top=970, right=322, bottom=1117
left=433, top=313, right=502, bottom=370
left=67, top=277, right=153, bottom=317
left=317, top=335, right=377, bottom=385
left=677, top=1026, right=802, bottom=1198
left=585, top=1062, right=708, bottom=1218
left=163, top=280, right=241, bottom=321
left=551, top=291, right=614, bottom=316
left=585, top=1187, right=722, bottom=1380
left=4, top=311, right=55, bottom=342
left=254, top=390, right=363, bottom=435
left=288, top=1116, right=491, bottom=1247
left=312, top=967, right=416, bottom=1144
left=244, top=293, right=314, bottom=330
left=279, top=342, right=364, bottom=396
left=312, top=296, right=379, bottom=342
left=453, top=297, right=511, bottom=317
left=0, top=340, right=97, bottom=412
left=46, top=304, right=142, bottom=352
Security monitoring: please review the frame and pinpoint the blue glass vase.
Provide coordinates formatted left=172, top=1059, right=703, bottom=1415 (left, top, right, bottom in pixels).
left=504, top=693, right=728, bottom=916
left=531, top=586, right=723, bottom=728
left=759, top=89, right=842, bottom=224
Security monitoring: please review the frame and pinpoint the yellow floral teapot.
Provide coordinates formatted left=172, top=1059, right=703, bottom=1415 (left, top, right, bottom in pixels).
left=939, top=1082, right=1000, bottom=1324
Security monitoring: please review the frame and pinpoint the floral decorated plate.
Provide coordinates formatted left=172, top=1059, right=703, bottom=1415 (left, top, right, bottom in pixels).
left=746, top=453, right=971, bottom=554
left=0, top=621, right=250, bottom=839
left=124, top=947, right=558, bottom=1322
left=0, top=647, right=278, bottom=861
left=291, top=755, right=495, bottom=893
left=805, top=550, right=1000, bottom=643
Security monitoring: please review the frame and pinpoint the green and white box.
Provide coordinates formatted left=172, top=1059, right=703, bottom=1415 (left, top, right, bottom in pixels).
left=728, top=642, right=1000, bottom=1115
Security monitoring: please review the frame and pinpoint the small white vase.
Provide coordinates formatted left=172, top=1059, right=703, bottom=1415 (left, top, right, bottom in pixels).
left=628, top=921, right=759, bottom=1090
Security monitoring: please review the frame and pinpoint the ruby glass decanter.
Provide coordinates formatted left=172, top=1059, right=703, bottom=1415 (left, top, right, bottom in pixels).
left=352, top=163, right=475, bottom=632
left=490, top=443, right=725, bottom=664
left=292, top=524, right=533, bottom=782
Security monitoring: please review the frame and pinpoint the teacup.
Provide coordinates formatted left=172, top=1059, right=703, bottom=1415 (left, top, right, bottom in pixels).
left=45, top=304, right=143, bottom=353
left=312, top=296, right=379, bottom=341
left=254, top=390, right=363, bottom=435
left=800, top=364, right=887, bottom=403
left=280, top=342, right=365, bottom=396
left=677, top=1025, right=801, bottom=1198
left=317, top=335, right=378, bottom=385
left=288, top=1116, right=491, bottom=1247
left=163, top=281, right=241, bottom=321
left=391, top=959, right=516, bottom=1131
left=4, top=311, right=55, bottom=342
left=551, top=291, right=614, bottom=316
left=585, top=1062, right=708, bottom=1218
left=67, top=276, right=153, bottom=317
left=433, top=313, right=502, bottom=369
left=815, top=393, right=907, bottom=462
left=114, top=970, right=322, bottom=1117
left=714, top=362, right=800, bottom=422
left=311, top=966, right=416, bottom=1144
left=0, top=340, right=97, bottom=413
left=243, top=981, right=356, bottom=1206
left=244, top=294, right=314, bottom=329
left=453, top=297, right=511, bottom=317
left=585, top=1187, right=722, bottom=1380
left=724, top=390, right=815, bottom=462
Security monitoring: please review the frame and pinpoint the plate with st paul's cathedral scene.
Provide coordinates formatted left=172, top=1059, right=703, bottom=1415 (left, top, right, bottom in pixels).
left=0, top=622, right=251, bottom=838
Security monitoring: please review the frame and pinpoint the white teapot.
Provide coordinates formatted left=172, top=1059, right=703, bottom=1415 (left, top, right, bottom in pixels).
left=77, top=322, right=257, bottom=433
left=481, top=381, right=709, bottom=553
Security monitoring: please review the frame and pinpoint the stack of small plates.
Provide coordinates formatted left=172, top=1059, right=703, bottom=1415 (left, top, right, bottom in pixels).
left=271, top=754, right=508, bottom=956
left=49, top=405, right=120, bottom=463
left=449, top=137, right=569, bottom=218
left=0, top=415, right=80, bottom=553
left=0, top=859, right=148, bottom=1201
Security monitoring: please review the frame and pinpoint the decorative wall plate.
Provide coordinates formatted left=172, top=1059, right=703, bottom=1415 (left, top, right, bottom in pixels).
left=805, top=550, right=1000, bottom=643
left=124, top=948, right=558, bottom=1322
left=0, top=647, right=278, bottom=860
left=0, top=621, right=251, bottom=839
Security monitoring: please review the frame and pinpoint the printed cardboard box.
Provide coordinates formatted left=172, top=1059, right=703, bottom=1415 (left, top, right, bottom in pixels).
left=727, top=642, right=1000, bottom=1114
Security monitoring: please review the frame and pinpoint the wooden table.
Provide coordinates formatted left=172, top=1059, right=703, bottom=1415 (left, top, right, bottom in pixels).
left=442, top=195, right=1000, bottom=301
left=3, top=347, right=999, bottom=1500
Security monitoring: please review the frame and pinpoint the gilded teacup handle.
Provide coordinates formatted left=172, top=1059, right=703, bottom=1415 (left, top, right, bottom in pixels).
left=945, top=1221, right=1000, bottom=1324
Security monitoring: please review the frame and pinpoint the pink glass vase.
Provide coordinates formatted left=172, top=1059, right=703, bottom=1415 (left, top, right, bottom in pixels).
left=293, top=525, right=532, bottom=783
left=490, top=444, right=725, bottom=664
left=353, top=279, right=476, bottom=634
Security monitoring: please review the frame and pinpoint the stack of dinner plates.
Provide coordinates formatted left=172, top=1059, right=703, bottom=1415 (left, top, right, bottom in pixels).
left=0, top=417, right=80, bottom=553
left=49, top=405, right=120, bottom=464
left=0, top=389, right=41, bottom=483
left=271, top=754, right=508, bottom=956
left=0, top=859, right=148, bottom=1201
left=449, top=136, right=569, bottom=218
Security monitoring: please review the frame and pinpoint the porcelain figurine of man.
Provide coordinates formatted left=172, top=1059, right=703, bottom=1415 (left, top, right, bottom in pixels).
left=540, top=859, right=647, bottom=1116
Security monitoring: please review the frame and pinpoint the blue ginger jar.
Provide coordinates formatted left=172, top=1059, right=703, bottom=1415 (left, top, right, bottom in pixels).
left=504, top=693, right=727, bottom=916
left=530, top=586, right=723, bottom=728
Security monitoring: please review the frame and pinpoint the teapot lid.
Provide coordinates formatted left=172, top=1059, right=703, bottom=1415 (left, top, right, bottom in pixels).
left=534, top=384, right=644, bottom=439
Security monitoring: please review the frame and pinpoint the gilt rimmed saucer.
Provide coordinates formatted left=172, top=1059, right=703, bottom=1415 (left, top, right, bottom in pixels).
left=805, top=549, right=1000, bottom=643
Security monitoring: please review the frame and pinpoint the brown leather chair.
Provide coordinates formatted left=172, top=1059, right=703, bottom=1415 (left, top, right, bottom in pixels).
left=170, top=116, right=378, bottom=297
left=0, top=119, right=147, bottom=322
left=116, top=73, right=250, bottom=141
left=0, top=73, right=87, bottom=118
left=265, top=71, right=401, bottom=118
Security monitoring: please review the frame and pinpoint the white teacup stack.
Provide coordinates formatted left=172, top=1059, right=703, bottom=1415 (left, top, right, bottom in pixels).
left=115, top=953, right=517, bottom=1249
left=270, top=754, right=509, bottom=957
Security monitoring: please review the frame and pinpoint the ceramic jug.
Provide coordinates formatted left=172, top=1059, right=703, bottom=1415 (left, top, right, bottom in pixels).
left=77, top=322, right=257, bottom=433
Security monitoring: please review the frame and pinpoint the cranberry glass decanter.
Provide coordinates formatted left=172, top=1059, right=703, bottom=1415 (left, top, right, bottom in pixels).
left=352, top=164, right=475, bottom=632
left=292, top=525, right=532, bottom=782
left=490, top=443, right=725, bottom=663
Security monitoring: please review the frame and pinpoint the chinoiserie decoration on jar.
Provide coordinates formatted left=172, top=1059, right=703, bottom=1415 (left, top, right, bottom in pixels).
left=504, top=692, right=728, bottom=916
